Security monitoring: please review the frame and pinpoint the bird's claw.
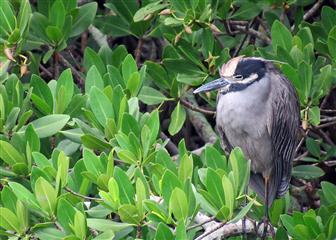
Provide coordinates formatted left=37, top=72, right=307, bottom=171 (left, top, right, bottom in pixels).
left=256, top=217, right=275, bottom=239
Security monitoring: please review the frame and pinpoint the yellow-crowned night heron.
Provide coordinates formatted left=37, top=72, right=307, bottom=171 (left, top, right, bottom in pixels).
left=194, top=56, right=300, bottom=225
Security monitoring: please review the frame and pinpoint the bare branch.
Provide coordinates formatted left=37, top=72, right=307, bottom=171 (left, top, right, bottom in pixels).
left=180, top=97, right=215, bottom=115
left=232, top=25, right=271, bottom=44
left=65, top=187, right=103, bottom=202
left=303, top=0, right=324, bottom=21
left=57, top=53, right=85, bottom=90
left=160, top=131, right=179, bottom=155
left=183, top=93, right=218, bottom=144
left=88, top=25, right=109, bottom=47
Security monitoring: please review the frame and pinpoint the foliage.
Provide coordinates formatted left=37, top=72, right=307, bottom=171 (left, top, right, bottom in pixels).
left=0, top=0, right=336, bottom=239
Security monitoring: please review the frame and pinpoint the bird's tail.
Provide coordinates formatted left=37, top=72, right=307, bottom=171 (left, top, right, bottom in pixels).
left=249, top=172, right=278, bottom=207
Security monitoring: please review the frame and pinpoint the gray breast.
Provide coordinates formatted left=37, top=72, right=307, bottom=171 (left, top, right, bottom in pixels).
left=216, top=75, right=273, bottom=175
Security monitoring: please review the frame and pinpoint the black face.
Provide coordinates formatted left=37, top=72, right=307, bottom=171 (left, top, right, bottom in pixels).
left=234, top=58, right=266, bottom=81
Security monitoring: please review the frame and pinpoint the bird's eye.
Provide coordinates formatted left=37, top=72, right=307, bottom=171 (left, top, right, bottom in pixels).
left=234, top=75, right=243, bottom=80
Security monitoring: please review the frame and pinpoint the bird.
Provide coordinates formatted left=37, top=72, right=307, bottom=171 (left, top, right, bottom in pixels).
left=193, top=56, right=300, bottom=234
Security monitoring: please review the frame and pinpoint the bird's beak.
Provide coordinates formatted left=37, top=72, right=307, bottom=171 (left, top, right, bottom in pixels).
left=193, top=77, right=231, bottom=94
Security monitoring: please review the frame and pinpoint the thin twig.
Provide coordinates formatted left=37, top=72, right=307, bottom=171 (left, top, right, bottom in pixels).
left=295, top=129, right=310, bottom=154
left=180, top=97, right=215, bottom=115
left=65, top=187, right=102, bottom=202
left=39, top=64, right=53, bottom=78
left=135, top=38, right=144, bottom=66
left=294, top=151, right=308, bottom=162
left=303, top=0, right=324, bottom=21
left=232, top=25, right=271, bottom=44
left=315, top=120, right=336, bottom=129
left=320, top=116, right=336, bottom=123
left=195, top=221, right=228, bottom=240
left=233, top=19, right=255, bottom=57
left=160, top=131, right=179, bottom=155
left=187, top=216, right=216, bottom=231
left=88, top=25, right=108, bottom=47
left=321, top=109, right=336, bottom=113
left=57, top=53, right=85, bottom=90
left=315, top=129, right=335, bottom=146
left=183, top=93, right=218, bottom=144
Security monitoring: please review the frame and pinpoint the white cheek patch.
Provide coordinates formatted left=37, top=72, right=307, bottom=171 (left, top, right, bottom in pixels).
left=220, top=56, right=244, bottom=77
left=237, top=73, right=258, bottom=84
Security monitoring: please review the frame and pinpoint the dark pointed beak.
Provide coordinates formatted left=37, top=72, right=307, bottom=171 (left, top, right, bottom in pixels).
left=193, top=78, right=231, bottom=94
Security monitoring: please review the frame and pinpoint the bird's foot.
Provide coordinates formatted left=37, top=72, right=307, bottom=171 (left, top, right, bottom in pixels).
left=256, top=217, right=275, bottom=239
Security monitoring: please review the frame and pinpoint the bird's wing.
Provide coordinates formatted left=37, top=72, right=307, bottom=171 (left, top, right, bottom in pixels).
left=268, top=74, right=300, bottom=198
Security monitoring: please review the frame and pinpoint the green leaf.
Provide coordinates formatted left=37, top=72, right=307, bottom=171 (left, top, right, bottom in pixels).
left=222, top=175, right=234, bottom=218
left=155, top=223, right=174, bottom=240
left=0, top=140, right=26, bottom=165
left=118, top=204, right=142, bottom=224
left=18, top=114, right=70, bottom=138
left=292, top=165, right=324, bottom=179
left=327, top=26, right=336, bottom=59
left=298, top=61, right=312, bottom=103
left=72, top=210, right=87, bottom=239
left=205, top=168, right=225, bottom=209
left=122, top=54, right=137, bottom=84
left=114, top=167, right=135, bottom=204
left=50, top=0, right=65, bottom=29
left=126, top=72, right=141, bottom=97
left=178, top=154, right=193, bottom=183
left=308, top=106, right=320, bottom=126
left=70, top=2, right=97, bottom=37
left=81, top=134, right=111, bottom=151
left=271, top=20, right=292, bottom=52
left=84, top=47, right=106, bottom=76
left=46, top=26, right=63, bottom=43
left=168, top=101, right=186, bottom=136
left=8, top=182, right=40, bottom=211
left=85, top=65, right=104, bottom=93
left=0, top=207, right=22, bottom=233
left=138, top=86, right=169, bottom=105
left=0, top=0, right=15, bottom=35
left=229, top=2, right=261, bottom=20
left=25, top=124, right=40, bottom=152
left=93, top=230, right=115, bottom=240
left=169, top=188, right=188, bottom=221
left=56, top=69, right=74, bottom=114
left=86, top=218, right=134, bottom=232
left=133, top=2, right=167, bottom=22
left=89, top=87, right=114, bottom=127
left=321, top=181, right=336, bottom=205
left=34, top=177, right=57, bottom=216
left=205, top=145, right=226, bottom=170
left=55, top=151, right=69, bottom=191
left=228, top=200, right=254, bottom=223
left=57, top=198, right=76, bottom=233
left=30, top=74, right=53, bottom=115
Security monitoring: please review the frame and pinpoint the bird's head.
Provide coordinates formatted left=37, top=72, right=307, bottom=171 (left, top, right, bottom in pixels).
left=193, top=56, right=267, bottom=94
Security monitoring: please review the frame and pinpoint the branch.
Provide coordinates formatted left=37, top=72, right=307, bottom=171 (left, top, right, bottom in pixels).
left=135, top=38, right=144, bottom=66
left=303, top=0, right=324, bottom=21
left=183, top=93, right=218, bottom=144
left=180, top=97, right=215, bottom=115
left=65, top=187, right=103, bottom=202
left=315, top=120, right=336, bottom=129
left=232, top=25, right=271, bottom=44
left=160, top=131, right=179, bottom=155
left=57, top=53, right=85, bottom=89
left=88, top=25, right=108, bottom=47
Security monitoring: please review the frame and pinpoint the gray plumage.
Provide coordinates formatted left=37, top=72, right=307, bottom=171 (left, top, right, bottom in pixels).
left=194, top=56, right=300, bottom=207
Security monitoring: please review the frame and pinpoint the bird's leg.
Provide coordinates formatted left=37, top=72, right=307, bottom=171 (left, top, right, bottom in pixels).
left=242, top=185, right=248, bottom=239
left=256, top=176, right=273, bottom=239
left=262, top=176, right=270, bottom=239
